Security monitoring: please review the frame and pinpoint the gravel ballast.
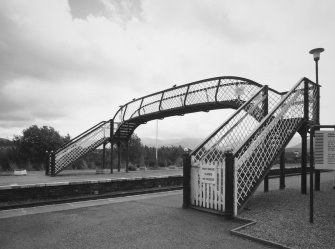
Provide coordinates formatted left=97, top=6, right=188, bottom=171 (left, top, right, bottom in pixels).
left=238, top=178, right=335, bottom=249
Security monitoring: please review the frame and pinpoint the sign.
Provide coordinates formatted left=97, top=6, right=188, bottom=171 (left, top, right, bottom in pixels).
left=200, top=164, right=216, bottom=184
left=315, top=131, right=335, bottom=169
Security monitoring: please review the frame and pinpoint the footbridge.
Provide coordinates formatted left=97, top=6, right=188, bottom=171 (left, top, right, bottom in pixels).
left=47, top=76, right=319, bottom=216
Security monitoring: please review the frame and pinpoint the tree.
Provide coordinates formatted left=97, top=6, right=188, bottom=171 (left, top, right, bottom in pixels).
left=13, top=125, right=70, bottom=170
left=120, top=134, right=143, bottom=166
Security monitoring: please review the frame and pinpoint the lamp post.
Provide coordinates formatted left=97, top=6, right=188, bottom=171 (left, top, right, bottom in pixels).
left=309, top=47, right=324, bottom=126
left=308, top=48, right=324, bottom=223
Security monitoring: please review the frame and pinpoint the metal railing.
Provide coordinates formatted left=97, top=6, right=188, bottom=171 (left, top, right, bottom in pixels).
left=113, top=76, right=283, bottom=123
left=188, top=77, right=318, bottom=215
left=49, top=76, right=286, bottom=175
left=233, top=78, right=318, bottom=211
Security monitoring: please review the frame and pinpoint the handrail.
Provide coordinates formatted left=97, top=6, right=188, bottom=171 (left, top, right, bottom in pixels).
left=112, top=76, right=284, bottom=122
left=56, top=120, right=109, bottom=153
left=233, top=77, right=308, bottom=157
left=191, top=86, right=266, bottom=156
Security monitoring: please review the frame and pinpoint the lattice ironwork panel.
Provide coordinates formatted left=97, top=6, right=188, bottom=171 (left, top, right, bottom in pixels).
left=124, top=99, right=142, bottom=120
left=185, top=80, right=218, bottom=105
left=268, top=90, right=284, bottom=112
left=140, top=93, right=162, bottom=116
left=54, top=122, right=110, bottom=173
left=114, top=107, right=126, bottom=123
left=193, top=87, right=267, bottom=165
left=216, top=82, right=244, bottom=103
left=233, top=79, right=314, bottom=208
left=160, top=86, right=188, bottom=110
left=308, top=82, right=318, bottom=123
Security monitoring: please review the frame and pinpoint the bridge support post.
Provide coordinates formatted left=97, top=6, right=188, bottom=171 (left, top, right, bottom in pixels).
left=51, top=151, right=55, bottom=177
left=264, top=174, right=269, bottom=192
left=301, top=80, right=310, bottom=194
left=225, top=151, right=235, bottom=218
left=125, top=140, right=129, bottom=173
left=280, top=149, right=286, bottom=189
left=117, top=141, right=121, bottom=172
left=110, top=120, right=114, bottom=174
left=301, top=127, right=308, bottom=194
left=182, top=153, right=191, bottom=208
left=45, top=151, right=50, bottom=176
left=102, top=142, right=106, bottom=169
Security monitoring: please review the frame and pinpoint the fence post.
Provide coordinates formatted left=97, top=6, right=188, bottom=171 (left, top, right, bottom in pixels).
left=182, top=153, right=191, bottom=208
left=45, top=151, right=49, bottom=175
left=51, top=151, right=55, bottom=176
left=225, top=150, right=235, bottom=218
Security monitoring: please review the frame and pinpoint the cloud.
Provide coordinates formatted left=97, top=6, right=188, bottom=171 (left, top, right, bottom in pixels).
left=0, top=0, right=335, bottom=140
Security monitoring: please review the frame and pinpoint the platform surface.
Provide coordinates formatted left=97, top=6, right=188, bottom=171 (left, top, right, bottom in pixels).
left=0, top=168, right=183, bottom=187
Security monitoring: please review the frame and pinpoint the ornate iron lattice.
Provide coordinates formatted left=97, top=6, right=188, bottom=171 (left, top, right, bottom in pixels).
left=51, top=121, right=111, bottom=175
left=192, top=87, right=268, bottom=164
left=233, top=78, right=317, bottom=210
left=49, top=76, right=284, bottom=175
left=113, top=77, right=283, bottom=141
left=189, top=77, right=318, bottom=214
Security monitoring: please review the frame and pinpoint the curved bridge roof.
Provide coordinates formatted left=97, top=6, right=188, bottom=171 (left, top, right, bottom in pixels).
left=112, top=76, right=284, bottom=140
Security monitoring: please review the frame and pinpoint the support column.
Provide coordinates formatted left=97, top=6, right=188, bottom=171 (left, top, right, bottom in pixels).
left=225, top=151, right=235, bottom=218
left=264, top=174, right=269, bottom=192
left=301, top=128, right=308, bottom=194
left=110, top=120, right=114, bottom=174
left=262, top=85, right=268, bottom=118
left=51, top=151, right=55, bottom=177
left=45, top=151, right=49, bottom=176
left=301, top=80, right=309, bottom=194
left=280, top=149, right=286, bottom=189
left=102, top=142, right=106, bottom=169
left=182, top=153, right=191, bottom=208
left=125, top=139, right=129, bottom=173
left=117, top=141, right=121, bottom=172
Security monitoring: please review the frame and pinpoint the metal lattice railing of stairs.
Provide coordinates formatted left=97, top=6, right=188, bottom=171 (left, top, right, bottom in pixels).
left=48, top=121, right=112, bottom=175
left=189, top=77, right=318, bottom=215
left=189, top=85, right=284, bottom=211
left=233, top=78, right=318, bottom=213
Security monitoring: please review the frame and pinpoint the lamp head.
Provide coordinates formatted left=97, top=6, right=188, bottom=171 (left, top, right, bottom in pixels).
left=309, top=48, right=324, bottom=61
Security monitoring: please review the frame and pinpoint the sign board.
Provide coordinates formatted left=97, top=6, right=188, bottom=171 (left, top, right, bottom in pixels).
left=314, top=131, right=335, bottom=169
left=200, top=163, right=217, bottom=184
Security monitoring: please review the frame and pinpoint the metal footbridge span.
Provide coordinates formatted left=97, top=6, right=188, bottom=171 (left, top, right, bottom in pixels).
left=47, top=76, right=319, bottom=215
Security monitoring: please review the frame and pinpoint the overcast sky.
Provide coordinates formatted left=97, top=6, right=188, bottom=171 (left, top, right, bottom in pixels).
left=0, top=0, right=334, bottom=141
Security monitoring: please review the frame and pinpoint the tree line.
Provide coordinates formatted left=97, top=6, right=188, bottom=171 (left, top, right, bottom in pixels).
left=0, top=125, right=185, bottom=171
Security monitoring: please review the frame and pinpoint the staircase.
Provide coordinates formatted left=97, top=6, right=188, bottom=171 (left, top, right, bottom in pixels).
left=189, top=78, right=318, bottom=214
left=48, top=121, right=112, bottom=175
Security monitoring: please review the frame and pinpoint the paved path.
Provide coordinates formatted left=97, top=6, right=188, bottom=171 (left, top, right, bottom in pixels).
left=0, top=169, right=183, bottom=187
left=0, top=191, right=268, bottom=249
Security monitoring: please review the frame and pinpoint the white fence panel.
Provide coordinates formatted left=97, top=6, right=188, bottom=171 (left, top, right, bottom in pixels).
left=191, top=157, right=225, bottom=211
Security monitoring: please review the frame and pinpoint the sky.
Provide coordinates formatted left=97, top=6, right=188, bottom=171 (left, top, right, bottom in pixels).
left=0, top=0, right=334, bottom=142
